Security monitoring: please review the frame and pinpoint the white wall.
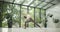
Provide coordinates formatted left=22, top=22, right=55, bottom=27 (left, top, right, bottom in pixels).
left=46, top=3, right=60, bottom=28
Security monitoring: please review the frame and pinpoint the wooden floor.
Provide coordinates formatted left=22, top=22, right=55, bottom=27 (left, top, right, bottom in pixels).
left=1, top=28, right=60, bottom=32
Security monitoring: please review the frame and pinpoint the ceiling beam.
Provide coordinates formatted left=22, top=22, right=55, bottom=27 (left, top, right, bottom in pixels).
left=35, top=1, right=43, bottom=7
left=28, top=0, right=36, bottom=6
left=13, top=0, right=15, bottom=2
left=41, top=0, right=55, bottom=8
left=45, top=4, right=55, bottom=10
left=21, top=0, right=25, bottom=5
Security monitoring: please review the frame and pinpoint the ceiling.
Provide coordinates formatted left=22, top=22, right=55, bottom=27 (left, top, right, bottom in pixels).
left=0, top=0, right=59, bottom=9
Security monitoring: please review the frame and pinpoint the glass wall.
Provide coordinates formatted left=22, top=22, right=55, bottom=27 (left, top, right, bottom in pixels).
left=0, top=2, right=46, bottom=28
